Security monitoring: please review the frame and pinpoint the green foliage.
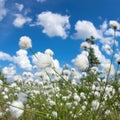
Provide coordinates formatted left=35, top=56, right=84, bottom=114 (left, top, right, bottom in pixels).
left=0, top=70, right=7, bottom=84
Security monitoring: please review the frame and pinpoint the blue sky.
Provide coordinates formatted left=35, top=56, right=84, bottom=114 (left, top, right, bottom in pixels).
left=0, top=0, right=120, bottom=74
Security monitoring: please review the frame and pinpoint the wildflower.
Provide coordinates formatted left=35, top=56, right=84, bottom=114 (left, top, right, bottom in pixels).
left=105, top=85, right=115, bottom=97
left=81, top=105, right=86, bottom=110
left=3, top=95, right=8, bottom=99
left=74, top=93, right=80, bottom=102
left=18, top=92, right=28, bottom=103
left=45, top=49, right=54, bottom=56
left=62, top=69, right=71, bottom=76
left=19, top=36, right=32, bottom=49
left=81, top=42, right=90, bottom=50
left=32, top=52, right=53, bottom=69
left=52, top=111, right=57, bottom=118
left=94, top=91, right=100, bottom=98
left=105, top=109, right=111, bottom=115
left=116, top=57, right=120, bottom=64
left=66, top=102, right=72, bottom=109
left=14, top=75, right=23, bottom=83
left=91, top=100, right=99, bottom=110
left=109, top=20, right=120, bottom=30
left=90, top=66, right=98, bottom=74
left=9, top=100, right=24, bottom=118
left=72, top=54, right=89, bottom=71
left=0, top=80, right=3, bottom=90
left=118, top=87, right=120, bottom=93
left=0, top=112, right=4, bottom=118
left=80, top=92, right=86, bottom=100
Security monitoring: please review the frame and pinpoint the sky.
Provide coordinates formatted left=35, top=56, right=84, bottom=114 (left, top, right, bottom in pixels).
left=0, top=0, right=120, bottom=75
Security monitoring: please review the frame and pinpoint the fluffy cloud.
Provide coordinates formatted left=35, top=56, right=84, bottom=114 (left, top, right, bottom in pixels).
left=2, top=64, right=16, bottom=79
left=13, top=14, right=32, bottom=28
left=36, top=11, right=70, bottom=39
left=15, top=3, right=24, bottom=12
left=0, top=0, right=7, bottom=21
left=36, top=0, right=46, bottom=2
left=105, top=28, right=120, bottom=37
left=91, top=44, right=110, bottom=64
left=0, top=51, right=12, bottom=61
left=72, top=20, right=101, bottom=40
left=13, top=49, right=32, bottom=70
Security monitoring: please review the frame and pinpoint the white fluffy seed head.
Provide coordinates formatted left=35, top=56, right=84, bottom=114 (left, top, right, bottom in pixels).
left=45, top=49, right=54, bottom=56
left=109, top=20, right=120, bottom=30
left=9, top=100, right=24, bottom=118
left=19, top=36, right=32, bottom=49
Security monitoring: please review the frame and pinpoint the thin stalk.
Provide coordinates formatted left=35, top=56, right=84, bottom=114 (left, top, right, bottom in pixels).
left=106, top=29, right=116, bottom=81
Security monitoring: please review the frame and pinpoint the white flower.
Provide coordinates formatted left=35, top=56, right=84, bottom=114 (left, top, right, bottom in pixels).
left=32, top=52, right=53, bottom=69
left=44, top=49, right=54, bottom=56
left=3, top=95, right=8, bottom=100
left=66, top=102, right=72, bottom=109
left=0, top=112, right=4, bottom=117
left=116, top=57, right=120, bottom=64
left=19, top=36, right=32, bottom=49
left=80, top=92, right=86, bottom=99
left=81, top=42, right=90, bottom=49
left=105, top=109, right=111, bottom=115
left=91, top=100, right=99, bottom=110
left=14, top=75, right=23, bottom=83
left=18, top=92, right=28, bottom=103
left=62, top=69, right=71, bottom=76
left=105, top=85, right=115, bottom=97
left=0, top=80, right=3, bottom=90
left=74, top=93, right=80, bottom=102
left=9, top=100, right=24, bottom=118
left=109, top=20, right=120, bottom=30
left=90, top=67, right=98, bottom=74
left=72, top=54, right=89, bottom=71
left=118, top=87, right=120, bottom=93
left=52, top=111, right=57, bottom=118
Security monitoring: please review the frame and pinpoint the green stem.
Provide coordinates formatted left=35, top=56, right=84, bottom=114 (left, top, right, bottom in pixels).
left=106, top=29, right=116, bottom=81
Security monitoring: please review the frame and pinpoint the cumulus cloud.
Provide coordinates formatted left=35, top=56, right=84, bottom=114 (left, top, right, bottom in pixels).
left=15, top=3, right=24, bottom=12
left=13, top=49, right=32, bottom=70
left=91, top=44, right=110, bottom=64
left=36, top=0, right=46, bottom=2
left=105, top=28, right=120, bottom=37
left=36, top=11, right=70, bottom=39
left=72, top=20, right=101, bottom=40
left=102, top=44, right=112, bottom=55
left=0, top=51, right=12, bottom=61
left=0, top=0, right=7, bottom=21
left=2, top=64, right=16, bottom=79
left=13, top=14, right=32, bottom=28
left=100, top=20, right=108, bottom=32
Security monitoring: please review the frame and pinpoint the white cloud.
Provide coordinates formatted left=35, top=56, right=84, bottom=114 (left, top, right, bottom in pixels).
left=13, top=14, right=32, bottom=28
left=37, top=0, right=46, bottom=2
left=36, top=11, right=70, bottom=39
left=91, top=44, right=110, bottom=64
left=102, top=44, right=112, bottom=55
left=100, top=20, right=108, bottom=32
left=15, top=3, right=24, bottom=12
left=2, top=64, right=16, bottom=79
left=0, top=51, right=12, bottom=61
left=13, top=49, right=32, bottom=70
left=105, top=28, right=120, bottom=37
left=0, top=0, right=7, bottom=21
left=72, top=20, right=101, bottom=40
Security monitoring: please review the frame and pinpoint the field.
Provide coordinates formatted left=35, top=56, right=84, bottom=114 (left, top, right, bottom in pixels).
left=0, top=22, right=120, bottom=120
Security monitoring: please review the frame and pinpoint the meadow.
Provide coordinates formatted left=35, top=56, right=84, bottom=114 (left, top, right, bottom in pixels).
left=0, top=21, right=120, bottom=120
